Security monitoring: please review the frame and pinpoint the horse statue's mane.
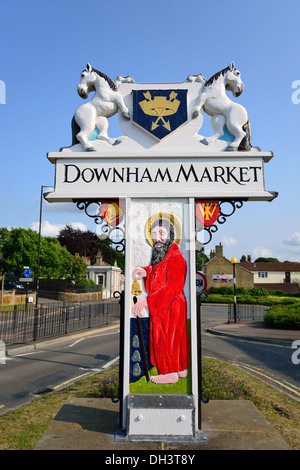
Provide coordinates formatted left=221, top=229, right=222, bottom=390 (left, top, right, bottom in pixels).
left=90, top=67, right=117, bottom=91
left=204, top=65, right=231, bottom=88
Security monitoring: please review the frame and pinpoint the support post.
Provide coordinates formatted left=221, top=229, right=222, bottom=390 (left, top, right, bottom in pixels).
left=231, top=258, right=237, bottom=323
left=196, top=293, right=202, bottom=429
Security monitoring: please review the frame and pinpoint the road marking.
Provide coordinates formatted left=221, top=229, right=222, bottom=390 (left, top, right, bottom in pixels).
left=282, top=379, right=300, bottom=393
left=79, top=356, right=119, bottom=373
left=52, top=372, right=91, bottom=390
left=89, top=330, right=120, bottom=338
left=52, top=357, right=119, bottom=391
left=102, top=356, right=119, bottom=369
left=12, top=350, right=44, bottom=357
left=10, top=329, right=120, bottom=356
left=231, top=361, right=300, bottom=397
left=68, top=338, right=85, bottom=348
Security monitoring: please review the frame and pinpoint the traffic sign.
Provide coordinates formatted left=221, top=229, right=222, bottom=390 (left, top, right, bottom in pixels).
left=23, top=267, right=32, bottom=278
left=19, top=278, right=34, bottom=282
left=196, top=272, right=207, bottom=293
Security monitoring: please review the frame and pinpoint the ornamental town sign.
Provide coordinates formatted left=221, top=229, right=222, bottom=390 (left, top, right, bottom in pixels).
left=45, top=62, right=277, bottom=442
left=47, top=62, right=277, bottom=203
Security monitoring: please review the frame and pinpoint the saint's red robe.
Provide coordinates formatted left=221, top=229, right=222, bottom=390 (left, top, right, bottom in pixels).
left=143, top=243, right=189, bottom=375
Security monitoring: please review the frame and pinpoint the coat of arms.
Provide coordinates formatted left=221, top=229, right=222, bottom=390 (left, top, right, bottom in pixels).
left=132, top=89, right=187, bottom=140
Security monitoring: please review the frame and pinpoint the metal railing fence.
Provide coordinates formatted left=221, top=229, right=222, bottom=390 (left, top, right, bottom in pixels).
left=228, top=303, right=270, bottom=322
left=0, top=299, right=120, bottom=345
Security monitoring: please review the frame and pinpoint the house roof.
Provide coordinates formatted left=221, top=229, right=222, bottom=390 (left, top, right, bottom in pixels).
left=238, top=261, right=300, bottom=272
left=204, top=253, right=253, bottom=274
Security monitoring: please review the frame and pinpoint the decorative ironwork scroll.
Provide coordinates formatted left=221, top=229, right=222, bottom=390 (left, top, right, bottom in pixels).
left=196, top=199, right=245, bottom=247
left=73, top=199, right=126, bottom=253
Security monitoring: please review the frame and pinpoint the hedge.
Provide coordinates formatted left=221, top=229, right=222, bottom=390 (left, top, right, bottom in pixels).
left=210, top=286, right=288, bottom=297
left=264, top=304, right=300, bottom=329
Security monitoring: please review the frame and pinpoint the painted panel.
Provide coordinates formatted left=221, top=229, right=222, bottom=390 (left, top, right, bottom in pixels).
left=127, top=199, right=191, bottom=394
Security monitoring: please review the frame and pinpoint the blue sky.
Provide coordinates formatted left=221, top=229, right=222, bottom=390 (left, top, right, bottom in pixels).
left=0, top=0, right=300, bottom=263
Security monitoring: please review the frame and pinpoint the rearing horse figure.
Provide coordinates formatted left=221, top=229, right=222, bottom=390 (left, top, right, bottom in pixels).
left=72, top=63, right=130, bottom=151
left=192, top=62, right=253, bottom=151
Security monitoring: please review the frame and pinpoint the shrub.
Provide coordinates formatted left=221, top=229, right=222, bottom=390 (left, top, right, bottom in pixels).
left=99, top=369, right=119, bottom=398
left=248, top=287, right=268, bottom=296
left=264, top=304, right=300, bottom=329
left=76, top=278, right=97, bottom=286
left=210, top=286, right=271, bottom=297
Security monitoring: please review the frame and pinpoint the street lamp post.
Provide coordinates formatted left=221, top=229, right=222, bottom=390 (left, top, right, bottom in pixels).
left=231, top=257, right=237, bottom=323
left=36, top=185, right=52, bottom=308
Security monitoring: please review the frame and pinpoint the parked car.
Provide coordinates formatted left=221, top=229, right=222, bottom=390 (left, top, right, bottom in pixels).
left=3, top=280, right=25, bottom=290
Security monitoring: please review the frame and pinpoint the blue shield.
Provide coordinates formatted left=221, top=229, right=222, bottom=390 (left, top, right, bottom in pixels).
left=132, top=89, right=188, bottom=140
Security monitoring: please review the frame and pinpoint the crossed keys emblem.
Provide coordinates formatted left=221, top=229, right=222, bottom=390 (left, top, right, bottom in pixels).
left=138, top=91, right=180, bottom=131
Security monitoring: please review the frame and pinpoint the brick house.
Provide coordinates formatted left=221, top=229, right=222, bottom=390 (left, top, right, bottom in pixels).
left=203, top=243, right=253, bottom=290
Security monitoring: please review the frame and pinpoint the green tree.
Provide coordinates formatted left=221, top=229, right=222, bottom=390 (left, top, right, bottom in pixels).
left=0, top=227, right=87, bottom=280
left=0, top=227, right=10, bottom=249
left=196, top=247, right=209, bottom=271
left=66, top=255, right=88, bottom=284
left=254, top=257, right=280, bottom=263
left=58, top=225, right=125, bottom=271
left=57, top=225, right=98, bottom=257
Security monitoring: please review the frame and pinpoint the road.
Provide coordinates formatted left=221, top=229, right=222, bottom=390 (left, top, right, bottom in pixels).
left=0, top=304, right=299, bottom=415
left=0, top=326, right=120, bottom=415
left=200, top=304, right=300, bottom=401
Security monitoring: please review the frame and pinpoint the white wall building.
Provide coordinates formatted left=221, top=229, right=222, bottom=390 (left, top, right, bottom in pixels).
left=86, top=254, right=123, bottom=299
left=238, top=258, right=300, bottom=293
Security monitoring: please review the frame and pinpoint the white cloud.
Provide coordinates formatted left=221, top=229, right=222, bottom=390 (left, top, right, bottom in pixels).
left=283, top=232, right=300, bottom=246
left=30, top=221, right=87, bottom=237
left=252, top=246, right=273, bottom=259
left=222, top=236, right=238, bottom=246
left=67, top=222, right=88, bottom=232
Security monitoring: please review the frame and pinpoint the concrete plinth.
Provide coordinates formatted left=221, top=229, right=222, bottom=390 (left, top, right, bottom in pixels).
left=34, top=398, right=290, bottom=450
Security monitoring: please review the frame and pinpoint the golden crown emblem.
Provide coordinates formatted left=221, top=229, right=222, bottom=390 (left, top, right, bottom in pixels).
left=139, top=91, right=180, bottom=131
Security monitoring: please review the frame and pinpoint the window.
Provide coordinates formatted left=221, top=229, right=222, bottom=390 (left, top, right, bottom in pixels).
left=258, top=271, right=268, bottom=279
left=97, top=274, right=106, bottom=287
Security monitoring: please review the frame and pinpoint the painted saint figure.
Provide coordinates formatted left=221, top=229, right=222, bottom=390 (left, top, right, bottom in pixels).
left=132, top=215, right=189, bottom=384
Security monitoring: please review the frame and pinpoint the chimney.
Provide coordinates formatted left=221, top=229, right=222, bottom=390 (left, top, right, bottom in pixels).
left=240, top=255, right=246, bottom=262
left=247, top=255, right=252, bottom=263
left=215, top=243, right=223, bottom=258
left=210, top=250, right=215, bottom=260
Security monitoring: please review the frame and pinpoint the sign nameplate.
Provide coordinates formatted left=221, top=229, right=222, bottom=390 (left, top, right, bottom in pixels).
left=47, top=154, right=275, bottom=202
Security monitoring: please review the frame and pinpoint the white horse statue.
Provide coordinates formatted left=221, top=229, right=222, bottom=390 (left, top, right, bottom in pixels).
left=192, top=62, right=254, bottom=151
left=71, top=63, right=132, bottom=151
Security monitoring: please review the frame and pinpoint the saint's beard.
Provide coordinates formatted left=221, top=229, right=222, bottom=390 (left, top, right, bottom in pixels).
left=151, top=240, right=172, bottom=265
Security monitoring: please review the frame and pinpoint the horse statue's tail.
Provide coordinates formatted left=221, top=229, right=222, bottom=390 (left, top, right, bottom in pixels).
left=238, top=119, right=252, bottom=151
left=71, top=115, right=80, bottom=146
left=59, top=115, right=80, bottom=151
